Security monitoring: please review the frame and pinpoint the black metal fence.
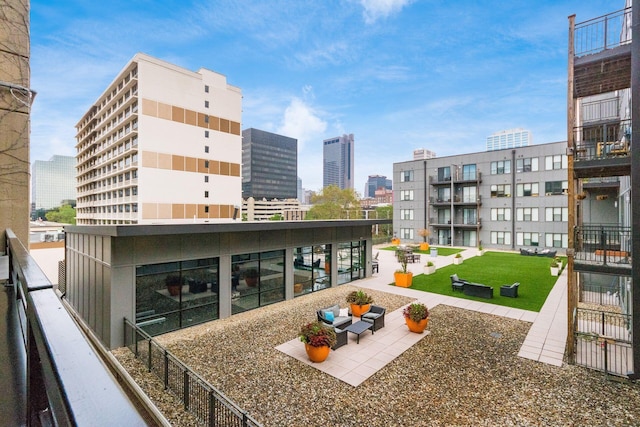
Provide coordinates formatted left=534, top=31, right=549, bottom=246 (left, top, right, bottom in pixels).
left=575, top=8, right=631, bottom=57
left=574, top=308, right=632, bottom=377
left=573, top=225, right=631, bottom=266
left=580, top=281, right=621, bottom=307
left=124, top=318, right=262, bottom=427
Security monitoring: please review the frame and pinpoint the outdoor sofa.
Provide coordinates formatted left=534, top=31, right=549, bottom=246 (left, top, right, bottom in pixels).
left=317, top=304, right=353, bottom=329
left=463, top=282, right=493, bottom=298
left=520, top=248, right=557, bottom=258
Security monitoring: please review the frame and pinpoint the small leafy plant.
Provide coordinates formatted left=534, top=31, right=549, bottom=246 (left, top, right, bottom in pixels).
left=454, top=253, right=462, bottom=258
left=346, top=289, right=374, bottom=305
left=426, top=261, right=434, bottom=267
left=403, top=303, right=429, bottom=322
left=396, top=250, right=409, bottom=273
left=299, top=321, right=337, bottom=348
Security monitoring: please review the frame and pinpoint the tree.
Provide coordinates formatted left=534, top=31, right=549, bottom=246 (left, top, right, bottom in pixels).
left=45, top=204, right=76, bottom=224
left=305, top=185, right=360, bottom=220
left=372, top=205, right=393, bottom=240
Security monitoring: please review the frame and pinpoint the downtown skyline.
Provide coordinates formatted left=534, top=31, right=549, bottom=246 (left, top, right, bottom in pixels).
left=30, top=0, right=619, bottom=193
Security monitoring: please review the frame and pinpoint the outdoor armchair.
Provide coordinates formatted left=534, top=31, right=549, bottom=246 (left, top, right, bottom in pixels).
left=500, top=282, right=519, bottom=298
left=361, top=305, right=386, bottom=331
left=450, top=274, right=469, bottom=292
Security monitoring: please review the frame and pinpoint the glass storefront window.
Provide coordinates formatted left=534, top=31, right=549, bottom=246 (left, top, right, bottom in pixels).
left=337, top=241, right=365, bottom=285
left=293, top=245, right=330, bottom=297
left=135, top=258, right=219, bottom=336
left=231, top=250, right=285, bottom=314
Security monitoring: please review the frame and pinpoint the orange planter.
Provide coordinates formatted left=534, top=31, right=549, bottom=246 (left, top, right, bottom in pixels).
left=305, top=343, right=330, bottom=363
left=420, top=242, right=430, bottom=251
left=350, top=303, right=371, bottom=318
left=394, top=272, right=413, bottom=288
left=391, top=238, right=400, bottom=245
left=405, top=317, right=429, bottom=333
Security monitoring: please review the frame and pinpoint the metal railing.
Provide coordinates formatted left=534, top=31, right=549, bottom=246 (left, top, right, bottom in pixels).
left=573, top=225, right=631, bottom=266
left=5, top=229, right=150, bottom=426
left=573, top=119, right=631, bottom=162
left=581, top=96, right=619, bottom=123
left=124, top=318, right=262, bottom=427
left=580, top=278, right=623, bottom=307
left=575, top=8, right=631, bottom=57
left=574, top=308, right=632, bottom=377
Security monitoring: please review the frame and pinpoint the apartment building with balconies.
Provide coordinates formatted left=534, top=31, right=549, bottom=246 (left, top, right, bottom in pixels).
left=393, top=142, right=568, bottom=251
left=567, top=3, right=638, bottom=378
left=74, top=53, right=242, bottom=225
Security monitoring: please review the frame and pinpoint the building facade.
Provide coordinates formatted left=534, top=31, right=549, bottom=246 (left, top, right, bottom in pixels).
left=242, top=197, right=306, bottom=221
left=323, top=133, right=354, bottom=190
left=63, top=220, right=384, bottom=349
left=567, top=4, right=637, bottom=378
left=393, top=142, right=568, bottom=251
left=31, top=155, right=76, bottom=213
left=74, top=53, right=242, bottom=225
left=364, top=174, right=392, bottom=198
left=486, top=128, right=531, bottom=151
left=241, top=128, right=297, bottom=200
left=0, top=0, right=31, bottom=247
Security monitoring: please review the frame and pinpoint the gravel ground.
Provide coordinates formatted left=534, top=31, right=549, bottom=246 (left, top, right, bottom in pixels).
left=113, top=285, right=640, bottom=426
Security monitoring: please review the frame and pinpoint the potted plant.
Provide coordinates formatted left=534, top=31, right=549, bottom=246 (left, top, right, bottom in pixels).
left=477, top=244, right=484, bottom=256
left=244, top=268, right=259, bottom=287
left=418, top=228, right=430, bottom=251
left=424, top=261, right=436, bottom=275
left=403, top=302, right=430, bottom=333
left=165, top=274, right=182, bottom=296
left=453, top=253, right=463, bottom=265
left=394, top=251, right=413, bottom=287
left=345, top=289, right=374, bottom=317
left=299, top=321, right=337, bottom=363
left=550, top=259, right=560, bottom=276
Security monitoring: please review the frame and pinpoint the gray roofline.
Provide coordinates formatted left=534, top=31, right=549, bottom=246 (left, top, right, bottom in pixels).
left=64, top=219, right=391, bottom=237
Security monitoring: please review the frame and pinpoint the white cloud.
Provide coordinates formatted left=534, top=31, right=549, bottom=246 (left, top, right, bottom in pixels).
left=276, top=97, right=327, bottom=150
left=359, top=0, right=413, bottom=24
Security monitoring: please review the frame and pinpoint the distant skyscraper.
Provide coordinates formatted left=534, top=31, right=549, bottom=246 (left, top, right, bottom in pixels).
left=323, top=133, right=354, bottom=190
left=486, top=128, right=531, bottom=151
left=364, top=175, right=392, bottom=198
left=413, top=148, right=436, bottom=160
left=297, top=177, right=303, bottom=201
left=32, top=155, right=77, bottom=212
left=242, top=128, right=297, bottom=199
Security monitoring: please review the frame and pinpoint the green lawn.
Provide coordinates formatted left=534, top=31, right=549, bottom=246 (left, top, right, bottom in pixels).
left=398, top=251, right=565, bottom=312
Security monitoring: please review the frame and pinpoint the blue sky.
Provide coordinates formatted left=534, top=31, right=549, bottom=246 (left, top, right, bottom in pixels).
left=30, top=0, right=620, bottom=194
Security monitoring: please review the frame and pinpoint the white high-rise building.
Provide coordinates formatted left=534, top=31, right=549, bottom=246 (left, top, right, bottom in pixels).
left=323, top=133, right=354, bottom=190
left=75, top=53, right=242, bottom=225
left=486, top=128, right=531, bottom=151
left=413, top=148, right=436, bottom=160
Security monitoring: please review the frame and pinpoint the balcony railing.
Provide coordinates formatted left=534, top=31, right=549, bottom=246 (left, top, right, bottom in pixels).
left=581, top=96, right=620, bottom=123
left=573, top=119, right=631, bottom=161
left=5, top=229, right=151, bottom=425
left=574, top=225, right=632, bottom=266
left=575, top=8, right=631, bottom=57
